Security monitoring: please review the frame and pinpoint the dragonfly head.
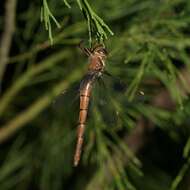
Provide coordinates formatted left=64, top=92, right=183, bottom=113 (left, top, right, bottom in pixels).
left=79, top=41, right=108, bottom=60
left=92, top=44, right=108, bottom=61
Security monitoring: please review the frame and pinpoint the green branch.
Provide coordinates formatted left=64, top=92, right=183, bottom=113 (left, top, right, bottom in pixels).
left=77, top=0, right=113, bottom=45
left=41, top=0, right=113, bottom=45
left=41, top=0, right=61, bottom=44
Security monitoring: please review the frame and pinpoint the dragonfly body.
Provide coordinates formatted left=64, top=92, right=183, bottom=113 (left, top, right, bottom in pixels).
left=74, top=44, right=108, bottom=166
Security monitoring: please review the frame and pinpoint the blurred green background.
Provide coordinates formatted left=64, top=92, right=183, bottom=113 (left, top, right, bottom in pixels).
left=0, top=0, right=190, bottom=189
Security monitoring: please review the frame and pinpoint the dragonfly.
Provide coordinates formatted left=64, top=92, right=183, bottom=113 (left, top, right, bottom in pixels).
left=73, top=43, right=108, bottom=166
left=53, top=43, right=144, bottom=167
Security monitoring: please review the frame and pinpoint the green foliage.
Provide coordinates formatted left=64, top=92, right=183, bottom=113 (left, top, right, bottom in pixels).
left=0, top=0, right=190, bottom=190
left=41, top=0, right=113, bottom=45
left=76, top=0, right=114, bottom=45
left=41, top=0, right=61, bottom=44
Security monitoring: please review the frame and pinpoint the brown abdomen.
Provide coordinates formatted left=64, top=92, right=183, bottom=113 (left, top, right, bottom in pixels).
left=74, top=82, right=92, bottom=166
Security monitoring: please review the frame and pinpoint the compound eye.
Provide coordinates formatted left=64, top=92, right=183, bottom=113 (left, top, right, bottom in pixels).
left=98, top=48, right=107, bottom=55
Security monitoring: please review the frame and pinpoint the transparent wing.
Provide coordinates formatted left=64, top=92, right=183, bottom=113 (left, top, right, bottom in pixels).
left=51, top=82, right=81, bottom=126
left=93, top=70, right=148, bottom=138
left=83, top=72, right=140, bottom=165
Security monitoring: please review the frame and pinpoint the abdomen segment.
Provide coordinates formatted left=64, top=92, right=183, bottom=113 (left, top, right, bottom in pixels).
left=74, top=81, right=92, bottom=166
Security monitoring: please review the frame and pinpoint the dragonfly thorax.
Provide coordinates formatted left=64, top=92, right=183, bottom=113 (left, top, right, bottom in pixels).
left=88, top=45, right=107, bottom=74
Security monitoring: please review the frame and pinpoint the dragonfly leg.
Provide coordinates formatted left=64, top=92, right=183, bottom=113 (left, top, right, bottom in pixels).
left=79, top=41, right=91, bottom=56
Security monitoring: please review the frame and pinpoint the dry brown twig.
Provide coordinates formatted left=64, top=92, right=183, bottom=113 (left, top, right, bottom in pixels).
left=0, top=0, right=17, bottom=90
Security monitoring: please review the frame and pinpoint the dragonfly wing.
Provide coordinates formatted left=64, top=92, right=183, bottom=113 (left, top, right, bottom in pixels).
left=90, top=72, right=130, bottom=128
left=51, top=82, right=81, bottom=123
